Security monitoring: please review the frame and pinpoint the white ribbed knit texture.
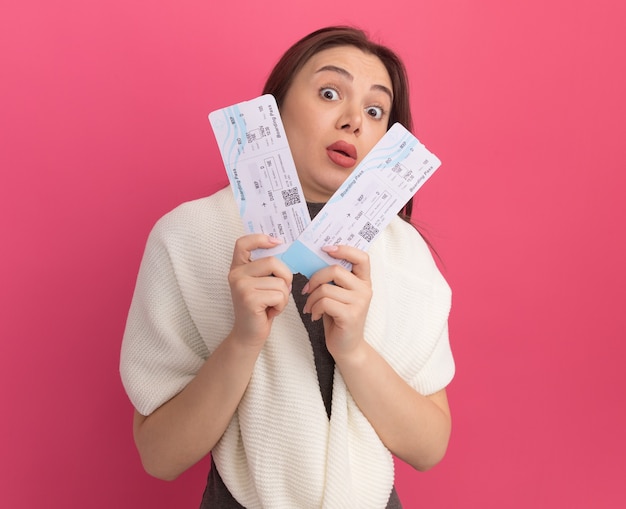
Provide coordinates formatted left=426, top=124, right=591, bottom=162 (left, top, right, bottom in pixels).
left=120, top=186, right=454, bottom=508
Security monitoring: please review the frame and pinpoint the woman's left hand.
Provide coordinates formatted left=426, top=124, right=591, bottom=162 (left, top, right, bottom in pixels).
left=303, top=244, right=452, bottom=472
left=302, top=245, right=372, bottom=359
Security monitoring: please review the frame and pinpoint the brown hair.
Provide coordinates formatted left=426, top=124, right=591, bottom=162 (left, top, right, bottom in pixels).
left=263, top=26, right=416, bottom=220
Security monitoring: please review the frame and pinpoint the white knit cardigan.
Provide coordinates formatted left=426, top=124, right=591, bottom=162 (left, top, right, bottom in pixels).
left=120, top=186, right=454, bottom=508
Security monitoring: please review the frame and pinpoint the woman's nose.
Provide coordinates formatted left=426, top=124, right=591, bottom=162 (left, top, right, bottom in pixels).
left=336, top=103, right=362, bottom=135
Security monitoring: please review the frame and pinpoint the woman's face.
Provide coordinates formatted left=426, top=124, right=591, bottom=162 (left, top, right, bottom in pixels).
left=280, top=45, right=393, bottom=202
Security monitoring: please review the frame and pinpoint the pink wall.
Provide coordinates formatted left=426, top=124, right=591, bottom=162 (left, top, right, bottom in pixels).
left=2, top=1, right=625, bottom=507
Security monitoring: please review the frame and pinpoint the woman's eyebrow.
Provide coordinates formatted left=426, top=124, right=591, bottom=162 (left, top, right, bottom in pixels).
left=315, top=64, right=353, bottom=80
left=314, top=65, right=393, bottom=101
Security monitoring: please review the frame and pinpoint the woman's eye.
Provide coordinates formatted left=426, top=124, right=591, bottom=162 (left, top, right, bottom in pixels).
left=320, top=87, right=340, bottom=101
left=366, top=106, right=384, bottom=119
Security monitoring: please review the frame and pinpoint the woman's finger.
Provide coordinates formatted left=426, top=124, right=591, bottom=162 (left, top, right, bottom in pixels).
left=304, top=245, right=371, bottom=295
left=321, top=244, right=371, bottom=281
left=231, top=234, right=284, bottom=267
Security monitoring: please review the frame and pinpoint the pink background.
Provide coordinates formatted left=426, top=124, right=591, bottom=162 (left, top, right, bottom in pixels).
left=2, top=1, right=625, bottom=507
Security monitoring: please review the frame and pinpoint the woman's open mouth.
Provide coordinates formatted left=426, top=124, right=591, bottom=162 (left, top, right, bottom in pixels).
left=326, top=141, right=357, bottom=168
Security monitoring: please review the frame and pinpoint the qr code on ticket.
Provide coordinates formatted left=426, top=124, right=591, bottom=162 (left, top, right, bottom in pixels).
left=281, top=187, right=301, bottom=207
left=358, top=222, right=379, bottom=242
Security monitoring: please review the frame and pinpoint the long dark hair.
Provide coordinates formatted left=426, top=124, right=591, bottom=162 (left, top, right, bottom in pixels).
left=263, top=26, right=416, bottom=222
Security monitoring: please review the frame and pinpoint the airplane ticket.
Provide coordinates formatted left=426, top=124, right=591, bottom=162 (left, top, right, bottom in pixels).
left=281, top=122, right=441, bottom=277
left=208, top=94, right=311, bottom=260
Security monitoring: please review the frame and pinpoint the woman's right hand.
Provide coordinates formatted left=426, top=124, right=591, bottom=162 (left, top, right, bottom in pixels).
left=228, top=234, right=293, bottom=347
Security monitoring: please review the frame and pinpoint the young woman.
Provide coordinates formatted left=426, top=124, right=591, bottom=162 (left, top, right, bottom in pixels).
left=121, top=26, right=455, bottom=508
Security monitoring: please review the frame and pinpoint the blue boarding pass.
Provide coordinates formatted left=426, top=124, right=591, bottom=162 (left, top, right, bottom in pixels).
left=280, top=122, right=441, bottom=278
left=208, top=94, right=311, bottom=260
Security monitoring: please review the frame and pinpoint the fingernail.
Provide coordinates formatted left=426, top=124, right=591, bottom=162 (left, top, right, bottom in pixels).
left=301, top=282, right=310, bottom=295
left=268, top=235, right=283, bottom=244
left=321, top=245, right=338, bottom=253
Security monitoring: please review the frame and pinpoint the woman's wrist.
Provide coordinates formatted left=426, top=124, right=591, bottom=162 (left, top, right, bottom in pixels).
left=330, top=337, right=369, bottom=370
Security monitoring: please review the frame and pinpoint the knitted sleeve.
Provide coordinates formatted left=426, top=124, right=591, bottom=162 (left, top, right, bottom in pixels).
left=119, top=208, right=208, bottom=416
left=403, top=221, right=454, bottom=395
left=369, top=217, right=455, bottom=397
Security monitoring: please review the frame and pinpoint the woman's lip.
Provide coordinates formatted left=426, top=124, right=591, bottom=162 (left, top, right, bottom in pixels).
left=326, top=141, right=357, bottom=168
